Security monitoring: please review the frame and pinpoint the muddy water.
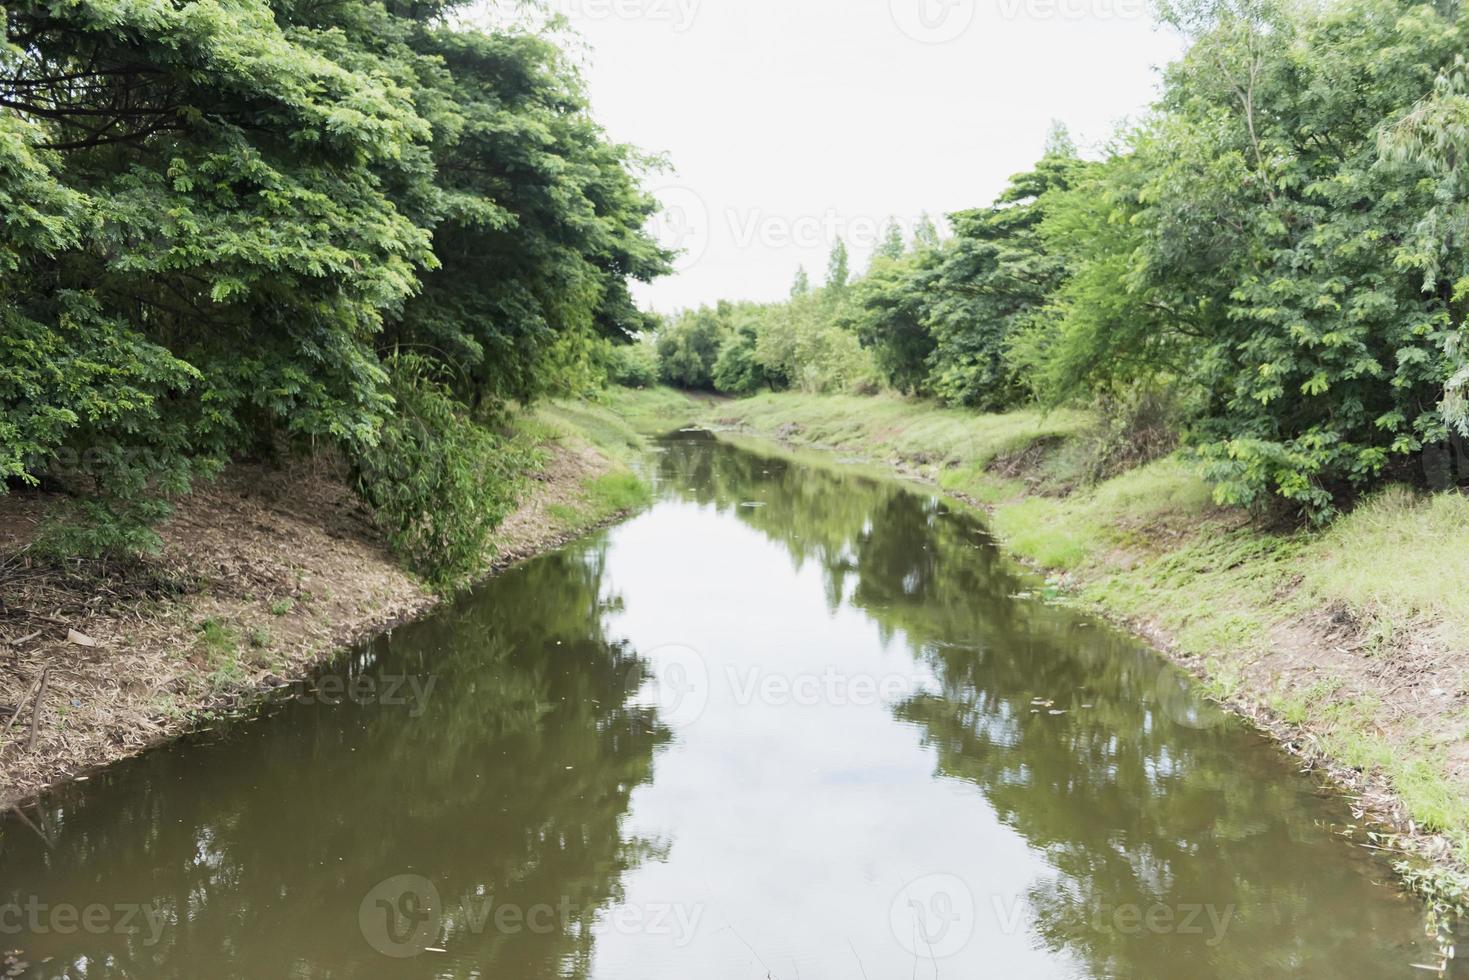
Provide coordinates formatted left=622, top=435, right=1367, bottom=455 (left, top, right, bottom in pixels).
left=0, top=431, right=1452, bottom=978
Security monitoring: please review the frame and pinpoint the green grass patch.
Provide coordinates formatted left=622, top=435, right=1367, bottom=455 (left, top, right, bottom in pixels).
left=586, top=471, right=652, bottom=514
left=196, top=618, right=238, bottom=658
left=1302, top=485, right=1469, bottom=641
left=523, top=398, right=659, bottom=534
left=712, top=391, right=1094, bottom=468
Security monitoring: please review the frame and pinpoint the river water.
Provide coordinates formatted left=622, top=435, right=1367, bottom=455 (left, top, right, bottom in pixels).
left=0, top=431, right=1452, bottom=977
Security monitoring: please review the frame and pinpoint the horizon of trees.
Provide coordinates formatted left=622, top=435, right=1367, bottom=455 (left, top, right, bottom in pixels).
left=639, top=0, right=1469, bottom=520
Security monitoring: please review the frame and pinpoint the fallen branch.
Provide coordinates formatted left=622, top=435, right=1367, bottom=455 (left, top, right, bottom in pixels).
left=0, top=671, right=44, bottom=741
left=27, top=667, right=50, bottom=753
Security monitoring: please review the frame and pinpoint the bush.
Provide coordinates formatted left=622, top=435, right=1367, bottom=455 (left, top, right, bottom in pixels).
left=656, top=309, right=726, bottom=389
left=33, top=498, right=174, bottom=561
left=604, top=336, right=660, bottom=388
left=351, top=356, right=535, bottom=590
left=712, top=322, right=776, bottom=395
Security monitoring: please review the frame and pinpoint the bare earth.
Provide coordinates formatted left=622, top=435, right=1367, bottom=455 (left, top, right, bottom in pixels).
left=0, top=440, right=613, bottom=808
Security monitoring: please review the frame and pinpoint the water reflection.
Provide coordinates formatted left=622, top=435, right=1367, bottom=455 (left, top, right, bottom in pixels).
left=0, top=547, right=671, bottom=978
left=651, top=431, right=1440, bottom=978
left=0, top=431, right=1447, bottom=978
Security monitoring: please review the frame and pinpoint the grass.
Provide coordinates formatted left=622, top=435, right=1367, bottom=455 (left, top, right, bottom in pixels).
left=544, top=386, right=703, bottom=454
left=1301, top=485, right=1469, bottom=640
left=546, top=472, right=653, bottom=529
left=696, top=385, right=1469, bottom=867
left=196, top=618, right=238, bottom=657
left=194, top=618, right=250, bottom=694
left=713, top=390, right=1093, bottom=468
left=517, top=392, right=672, bottom=534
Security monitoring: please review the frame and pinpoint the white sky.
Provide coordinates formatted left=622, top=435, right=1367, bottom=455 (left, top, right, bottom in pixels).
left=551, top=0, right=1185, bottom=313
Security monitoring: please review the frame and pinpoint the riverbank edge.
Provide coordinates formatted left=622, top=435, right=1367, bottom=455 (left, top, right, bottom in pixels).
left=658, top=387, right=1469, bottom=913
left=0, top=402, right=654, bottom=811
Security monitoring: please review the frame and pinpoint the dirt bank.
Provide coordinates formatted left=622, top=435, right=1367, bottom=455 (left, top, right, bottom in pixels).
left=0, top=415, right=641, bottom=809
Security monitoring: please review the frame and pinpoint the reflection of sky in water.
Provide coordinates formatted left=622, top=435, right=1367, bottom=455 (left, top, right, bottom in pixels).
left=596, top=499, right=1058, bottom=977
left=0, top=435, right=1446, bottom=980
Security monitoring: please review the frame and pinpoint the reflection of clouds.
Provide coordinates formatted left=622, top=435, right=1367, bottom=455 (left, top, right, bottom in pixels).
left=0, top=434, right=1439, bottom=979
left=626, top=434, right=1438, bottom=977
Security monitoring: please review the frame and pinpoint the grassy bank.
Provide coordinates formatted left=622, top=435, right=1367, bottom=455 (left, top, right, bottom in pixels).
left=645, top=388, right=1469, bottom=876
left=0, top=401, right=655, bottom=807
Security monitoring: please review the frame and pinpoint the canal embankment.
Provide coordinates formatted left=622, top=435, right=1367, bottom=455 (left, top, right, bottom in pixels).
left=0, top=400, right=666, bottom=809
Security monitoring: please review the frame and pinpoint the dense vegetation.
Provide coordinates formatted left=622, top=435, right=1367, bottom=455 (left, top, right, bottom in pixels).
left=654, top=0, right=1469, bottom=520
left=0, top=0, right=667, bottom=582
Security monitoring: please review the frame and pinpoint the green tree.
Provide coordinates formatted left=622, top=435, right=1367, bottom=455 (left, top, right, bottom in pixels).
left=791, top=264, right=812, bottom=298
left=849, top=251, right=938, bottom=394
left=656, top=307, right=727, bottom=390
left=925, top=147, right=1087, bottom=409
left=912, top=212, right=941, bottom=251
left=825, top=239, right=851, bottom=292
left=712, top=312, right=778, bottom=395
left=876, top=218, right=906, bottom=260
left=0, top=0, right=667, bottom=558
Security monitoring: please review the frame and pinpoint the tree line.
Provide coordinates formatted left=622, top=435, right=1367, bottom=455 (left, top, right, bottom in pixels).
left=0, top=0, right=668, bottom=583
left=643, top=0, right=1469, bottom=520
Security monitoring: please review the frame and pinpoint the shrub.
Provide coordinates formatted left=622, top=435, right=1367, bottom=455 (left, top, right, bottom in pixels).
left=352, top=355, right=534, bottom=590
left=605, top=336, right=660, bottom=388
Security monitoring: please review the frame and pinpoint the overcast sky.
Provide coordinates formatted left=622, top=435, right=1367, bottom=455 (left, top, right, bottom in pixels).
left=550, top=0, right=1185, bottom=312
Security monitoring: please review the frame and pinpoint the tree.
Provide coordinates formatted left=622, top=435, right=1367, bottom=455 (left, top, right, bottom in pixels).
left=826, top=239, right=851, bottom=292
left=1039, top=0, right=1464, bottom=517
left=913, top=212, right=941, bottom=251
left=790, top=265, right=812, bottom=298
left=656, top=308, right=728, bottom=390
left=1043, top=119, right=1077, bottom=157
left=925, top=146, right=1087, bottom=409
left=849, top=252, right=938, bottom=395
left=876, top=218, right=906, bottom=260
left=0, top=0, right=668, bottom=560
left=713, top=313, right=778, bottom=395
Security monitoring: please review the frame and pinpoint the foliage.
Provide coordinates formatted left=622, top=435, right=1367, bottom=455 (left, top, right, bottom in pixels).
left=681, top=0, right=1469, bottom=519
left=925, top=146, right=1086, bottom=409
left=1034, top=0, right=1466, bottom=517
left=0, top=0, right=667, bottom=560
left=711, top=315, right=776, bottom=395
left=353, top=355, right=534, bottom=589
left=656, top=307, right=727, bottom=390
left=790, top=265, right=811, bottom=298
left=825, top=239, right=850, bottom=292
left=654, top=294, right=877, bottom=396
left=848, top=250, right=938, bottom=395
left=602, top=334, right=660, bottom=389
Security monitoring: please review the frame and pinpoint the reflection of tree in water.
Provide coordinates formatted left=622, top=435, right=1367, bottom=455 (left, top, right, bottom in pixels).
left=0, top=435, right=1438, bottom=979
left=659, top=432, right=1433, bottom=979
left=0, top=544, right=672, bottom=979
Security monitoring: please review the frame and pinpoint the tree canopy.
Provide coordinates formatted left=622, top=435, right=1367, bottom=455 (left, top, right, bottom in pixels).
left=0, top=0, right=668, bottom=573
left=653, top=0, right=1469, bottom=520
